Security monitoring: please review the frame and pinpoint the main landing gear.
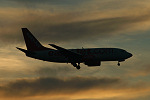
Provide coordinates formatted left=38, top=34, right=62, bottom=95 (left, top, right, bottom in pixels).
left=71, top=63, right=80, bottom=70
left=117, top=61, right=120, bottom=66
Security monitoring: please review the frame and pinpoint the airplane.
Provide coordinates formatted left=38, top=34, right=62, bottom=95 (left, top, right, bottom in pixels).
left=17, top=28, right=132, bottom=69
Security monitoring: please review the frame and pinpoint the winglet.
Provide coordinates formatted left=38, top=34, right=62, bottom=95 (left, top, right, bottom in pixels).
left=49, top=44, right=63, bottom=50
left=49, top=44, right=82, bottom=58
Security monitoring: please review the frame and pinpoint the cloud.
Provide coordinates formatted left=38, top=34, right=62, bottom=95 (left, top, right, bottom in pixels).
left=0, top=0, right=89, bottom=11
left=0, top=76, right=149, bottom=100
left=1, top=10, right=150, bottom=45
left=0, top=1, right=150, bottom=100
left=35, top=66, right=75, bottom=77
left=127, top=64, right=150, bottom=77
left=12, top=0, right=87, bottom=5
left=35, top=15, right=150, bottom=42
left=1, top=0, right=150, bottom=45
left=0, top=77, right=121, bottom=97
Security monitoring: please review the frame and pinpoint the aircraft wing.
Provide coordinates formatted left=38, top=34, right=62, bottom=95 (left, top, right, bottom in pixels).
left=49, top=44, right=82, bottom=61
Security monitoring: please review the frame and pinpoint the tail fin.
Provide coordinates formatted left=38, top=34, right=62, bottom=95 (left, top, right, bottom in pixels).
left=22, top=28, right=47, bottom=51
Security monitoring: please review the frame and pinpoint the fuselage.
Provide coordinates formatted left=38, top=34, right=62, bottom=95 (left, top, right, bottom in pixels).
left=27, top=48, right=132, bottom=63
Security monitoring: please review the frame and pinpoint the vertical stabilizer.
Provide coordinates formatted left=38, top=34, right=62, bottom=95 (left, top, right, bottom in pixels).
left=22, top=28, right=47, bottom=51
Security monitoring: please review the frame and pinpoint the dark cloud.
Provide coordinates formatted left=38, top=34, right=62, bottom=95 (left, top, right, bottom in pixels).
left=25, top=14, right=150, bottom=43
left=1, top=1, right=150, bottom=45
left=0, top=0, right=88, bottom=9
left=35, top=66, right=75, bottom=77
left=0, top=15, right=149, bottom=45
left=12, top=0, right=87, bottom=5
left=0, top=77, right=121, bottom=97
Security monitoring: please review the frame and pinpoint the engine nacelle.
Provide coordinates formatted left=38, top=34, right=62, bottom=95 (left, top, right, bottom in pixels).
left=84, top=60, right=101, bottom=66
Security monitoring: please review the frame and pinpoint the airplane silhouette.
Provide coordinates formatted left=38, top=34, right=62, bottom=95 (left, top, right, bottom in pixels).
left=17, top=28, right=132, bottom=69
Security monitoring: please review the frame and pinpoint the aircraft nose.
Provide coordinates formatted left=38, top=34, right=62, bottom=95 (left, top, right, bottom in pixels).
left=128, top=53, right=133, bottom=58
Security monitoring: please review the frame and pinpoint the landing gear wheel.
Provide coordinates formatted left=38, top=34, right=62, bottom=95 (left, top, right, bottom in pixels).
left=117, top=62, right=120, bottom=66
left=72, top=63, right=77, bottom=67
left=76, top=65, right=80, bottom=70
left=76, top=63, right=80, bottom=70
left=71, top=63, right=80, bottom=69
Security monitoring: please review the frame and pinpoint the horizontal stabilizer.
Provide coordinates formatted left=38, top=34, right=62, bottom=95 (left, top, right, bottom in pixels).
left=16, top=47, right=35, bottom=55
left=16, top=47, right=27, bottom=53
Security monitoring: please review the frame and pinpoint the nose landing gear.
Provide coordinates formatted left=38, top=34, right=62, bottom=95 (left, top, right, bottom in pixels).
left=76, top=65, right=80, bottom=70
left=117, top=62, right=120, bottom=66
left=76, top=63, right=80, bottom=70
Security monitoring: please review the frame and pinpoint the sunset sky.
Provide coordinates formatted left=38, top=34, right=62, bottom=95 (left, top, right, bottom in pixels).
left=0, top=0, right=150, bottom=100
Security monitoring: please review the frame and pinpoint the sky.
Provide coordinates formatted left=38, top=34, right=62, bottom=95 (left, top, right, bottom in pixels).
left=0, top=0, right=150, bottom=100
